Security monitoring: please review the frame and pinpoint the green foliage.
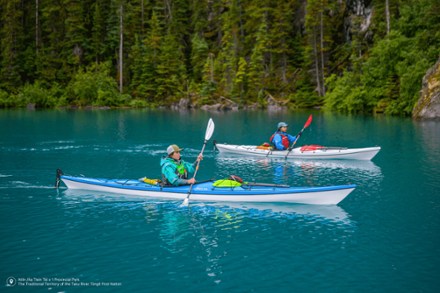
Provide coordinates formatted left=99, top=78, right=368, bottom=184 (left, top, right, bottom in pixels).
left=128, top=98, right=151, bottom=108
left=0, top=0, right=438, bottom=114
left=18, top=82, right=59, bottom=108
left=64, top=62, right=127, bottom=107
left=0, top=0, right=23, bottom=91
left=291, top=88, right=321, bottom=109
left=233, top=57, right=248, bottom=100
left=155, top=33, right=187, bottom=102
left=191, top=34, right=209, bottom=82
left=324, top=73, right=355, bottom=112
left=247, top=19, right=268, bottom=99
left=0, top=83, right=63, bottom=108
left=0, top=90, right=13, bottom=108
left=324, top=0, right=440, bottom=116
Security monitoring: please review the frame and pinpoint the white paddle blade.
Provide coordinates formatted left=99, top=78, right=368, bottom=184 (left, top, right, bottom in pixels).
left=180, top=197, right=189, bottom=207
left=204, top=118, right=215, bottom=141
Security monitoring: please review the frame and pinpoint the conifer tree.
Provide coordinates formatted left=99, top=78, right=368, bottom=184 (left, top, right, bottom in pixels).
left=64, top=0, right=88, bottom=68
left=91, top=1, right=106, bottom=63
left=247, top=19, right=268, bottom=100
left=137, top=10, right=162, bottom=101
left=38, top=1, right=69, bottom=84
left=155, top=32, right=187, bottom=101
left=0, top=0, right=24, bottom=91
left=216, top=0, right=241, bottom=99
left=191, top=34, right=209, bottom=83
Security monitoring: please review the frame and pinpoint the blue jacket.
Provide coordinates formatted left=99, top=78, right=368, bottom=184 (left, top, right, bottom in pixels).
left=160, top=157, right=196, bottom=186
left=271, top=131, right=296, bottom=150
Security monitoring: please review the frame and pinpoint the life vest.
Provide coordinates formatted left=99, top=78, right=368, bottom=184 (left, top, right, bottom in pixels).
left=162, top=159, right=188, bottom=185
left=270, top=132, right=290, bottom=149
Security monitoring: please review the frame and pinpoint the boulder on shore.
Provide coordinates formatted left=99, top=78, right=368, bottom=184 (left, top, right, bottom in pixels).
left=413, top=58, right=440, bottom=120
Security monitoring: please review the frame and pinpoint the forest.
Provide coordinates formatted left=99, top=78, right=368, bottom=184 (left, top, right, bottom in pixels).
left=0, top=0, right=439, bottom=115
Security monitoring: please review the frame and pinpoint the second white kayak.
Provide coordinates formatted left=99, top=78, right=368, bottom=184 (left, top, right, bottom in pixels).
left=215, top=143, right=381, bottom=161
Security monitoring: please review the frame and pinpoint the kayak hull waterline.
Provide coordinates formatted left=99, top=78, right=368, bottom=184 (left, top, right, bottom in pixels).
left=215, top=143, right=381, bottom=161
left=60, top=175, right=356, bottom=205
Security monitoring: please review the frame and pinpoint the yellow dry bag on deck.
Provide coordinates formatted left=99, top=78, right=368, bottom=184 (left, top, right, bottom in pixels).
left=212, top=179, right=242, bottom=188
left=139, top=177, right=162, bottom=185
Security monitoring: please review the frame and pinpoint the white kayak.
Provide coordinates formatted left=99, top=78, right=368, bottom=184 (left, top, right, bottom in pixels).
left=57, top=172, right=355, bottom=205
left=215, top=143, right=380, bottom=161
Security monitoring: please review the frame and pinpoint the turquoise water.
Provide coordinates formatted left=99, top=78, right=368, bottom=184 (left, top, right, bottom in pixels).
left=1, top=109, right=439, bottom=292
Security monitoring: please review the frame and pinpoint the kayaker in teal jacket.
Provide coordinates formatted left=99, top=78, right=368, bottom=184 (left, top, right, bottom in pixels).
left=160, top=144, right=203, bottom=186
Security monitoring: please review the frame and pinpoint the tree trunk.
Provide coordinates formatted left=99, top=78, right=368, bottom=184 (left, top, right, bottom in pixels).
left=209, top=53, right=214, bottom=83
left=320, top=10, right=325, bottom=95
left=313, top=28, right=322, bottom=96
left=281, top=53, right=287, bottom=83
left=119, top=4, right=123, bottom=93
left=35, top=0, right=39, bottom=55
left=385, top=0, right=390, bottom=35
left=141, top=0, right=144, bottom=36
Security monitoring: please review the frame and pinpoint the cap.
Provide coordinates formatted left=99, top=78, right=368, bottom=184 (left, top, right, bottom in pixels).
left=167, top=144, right=183, bottom=155
left=277, top=122, right=288, bottom=129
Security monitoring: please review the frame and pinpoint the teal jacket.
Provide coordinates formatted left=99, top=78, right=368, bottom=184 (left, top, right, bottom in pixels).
left=160, top=156, right=196, bottom=186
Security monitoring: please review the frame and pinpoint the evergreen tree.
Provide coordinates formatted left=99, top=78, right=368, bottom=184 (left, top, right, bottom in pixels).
left=247, top=18, right=268, bottom=101
left=216, top=0, right=242, bottom=99
left=155, top=33, right=187, bottom=102
left=0, top=0, right=24, bottom=91
left=64, top=0, right=88, bottom=68
left=91, top=1, right=106, bottom=63
left=190, top=34, right=209, bottom=83
left=201, top=53, right=217, bottom=98
left=137, top=10, right=162, bottom=102
left=38, top=0, right=69, bottom=85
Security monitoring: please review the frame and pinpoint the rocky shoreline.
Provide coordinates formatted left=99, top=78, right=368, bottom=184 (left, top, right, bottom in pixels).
left=170, top=94, right=290, bottom=112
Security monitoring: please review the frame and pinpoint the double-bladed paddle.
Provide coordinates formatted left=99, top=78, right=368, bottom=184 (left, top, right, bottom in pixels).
left=284, top=114, right=313, bottom=159
left=181, top=118, right=215, bottom=207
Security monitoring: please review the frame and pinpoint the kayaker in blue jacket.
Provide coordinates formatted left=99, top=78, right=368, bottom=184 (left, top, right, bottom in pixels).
left=160, top=144, right=203, bottom=186
left=270, top=122, right=296, bottom=150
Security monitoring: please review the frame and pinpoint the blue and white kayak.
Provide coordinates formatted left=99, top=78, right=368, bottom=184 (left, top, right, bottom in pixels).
left=58, top=174, right=356, bottom=205
left=215, top=143, right=381, bottom=161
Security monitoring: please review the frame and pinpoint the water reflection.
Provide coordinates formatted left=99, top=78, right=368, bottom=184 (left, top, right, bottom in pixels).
left=117, top=112, right=127, bottom=141
left=188, top=202, right=351, bottom=225
left=59, top=190, right=355, bottom=285
left=156, top=202, right=354, bottom=284
left=417, top=120, right=440, bottom=179
left=216, top=154, right=381, bottom=172
left=157, top=208, right=192, bottom=254
left=61, top=189, right=353, bottom=226
left=214, top=155, right=383, bottom=187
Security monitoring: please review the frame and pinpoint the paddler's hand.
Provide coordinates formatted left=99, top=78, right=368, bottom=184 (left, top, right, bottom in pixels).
left=197, top=153, right=203, bottom=161
left=187, top=178, right=196, bottom=184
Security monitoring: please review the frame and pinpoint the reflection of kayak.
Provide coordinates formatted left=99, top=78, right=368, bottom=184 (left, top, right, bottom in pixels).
left=60, top=190, right=351, bottom=224
left=58, top=173, right=355, bottom=205
left=192, top=202, right=351, bottom=223
left=215, top=143, right=380, bottom=161
left=216, top=155, right=382, bottom=172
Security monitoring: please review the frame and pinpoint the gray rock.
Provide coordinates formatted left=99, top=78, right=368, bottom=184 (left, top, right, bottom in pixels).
left=413, top=58, right=440, bottom=119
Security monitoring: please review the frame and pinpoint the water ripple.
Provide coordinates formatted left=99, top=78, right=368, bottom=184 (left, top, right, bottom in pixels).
left=214, top=156, right=383, bottom=188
